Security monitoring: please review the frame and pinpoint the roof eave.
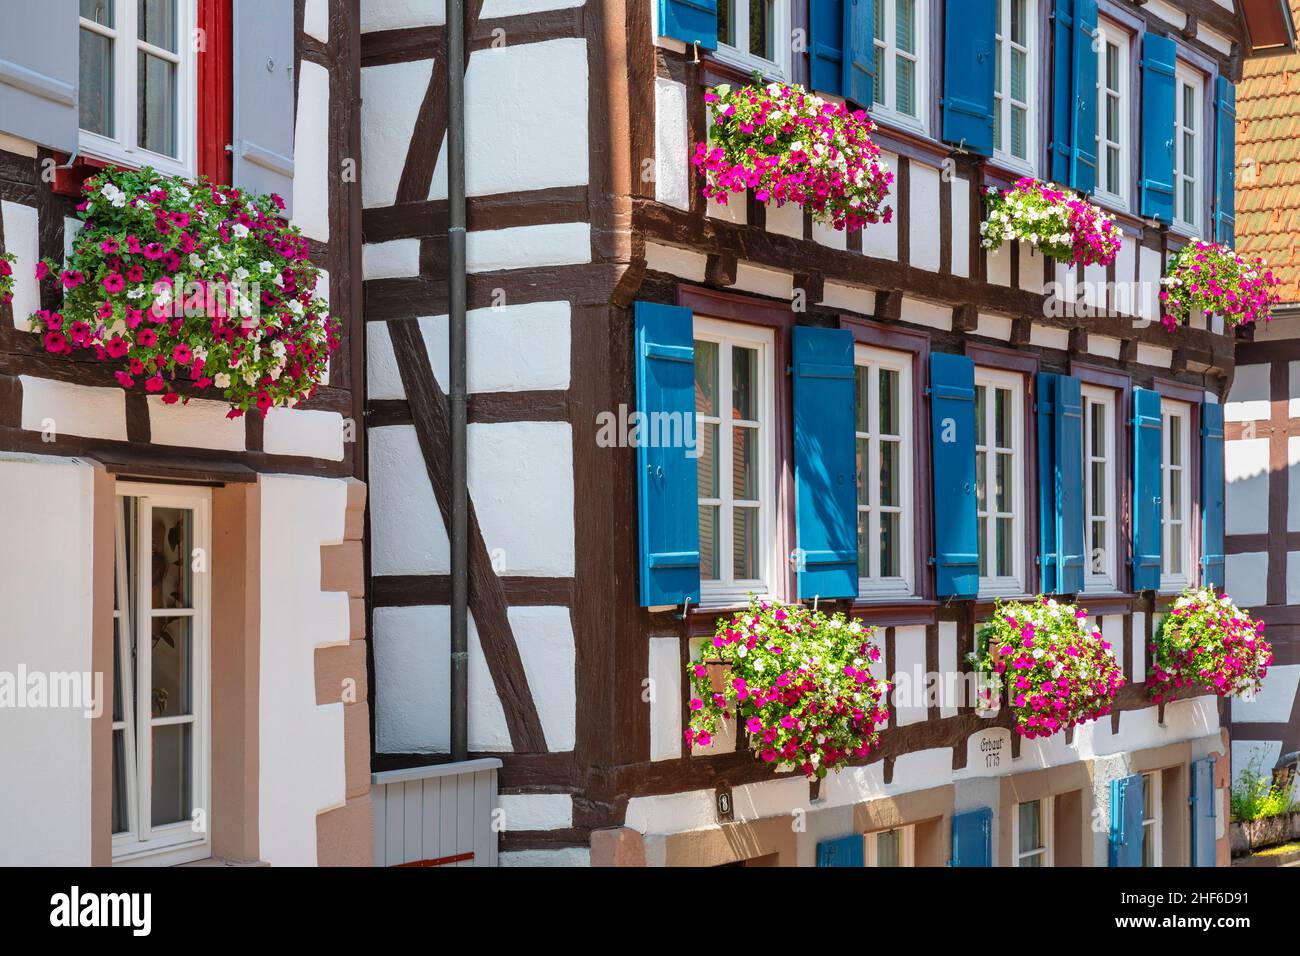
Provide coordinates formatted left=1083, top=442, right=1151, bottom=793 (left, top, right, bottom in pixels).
left=1240, top=0, right=1299, bottom=59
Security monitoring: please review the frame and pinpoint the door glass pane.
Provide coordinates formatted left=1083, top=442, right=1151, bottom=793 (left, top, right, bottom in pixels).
left=694, top=341, right=718, bottom=417
left=877, top=829, right=901, bottom=867
left=733, top=506, right=758, bottom=579
left=151, top=723, right=192, bottom=826
left=699, top=505, right=719, bottom=580
left=80, top=28, right=115, bottom=136
left=732, top=346, right=756, bottom=420
left=151, top=616, right=191, bottom=718
left=138, top=51, right=178, bottom=156
left=138, top=0, right=177, bottom=51
left=151, top=507, right=193, bottom=609
left=112, top=730, right=130, bottom=834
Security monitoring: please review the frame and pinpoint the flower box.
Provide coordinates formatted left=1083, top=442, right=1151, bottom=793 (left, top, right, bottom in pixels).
left=1148, top=587, right=1273, bottom=702
left=981, top=177, right=1122, bottom=269
left=1159, top=241, right=1281, bottom=331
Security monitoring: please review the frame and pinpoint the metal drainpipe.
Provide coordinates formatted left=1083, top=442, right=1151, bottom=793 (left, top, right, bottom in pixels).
left=448, top=0, right=469, bottom=762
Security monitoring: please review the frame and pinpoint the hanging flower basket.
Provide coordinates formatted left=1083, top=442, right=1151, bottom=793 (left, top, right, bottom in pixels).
left=0, top=251, right=14, bottom=304
left=26, top=166, right=338, bottom=417
left=980, top=177, right=1122, bottom=268
left=685, top=597, right=890, bottom=779
left=1158, top=241, right=1281, bottom=332
left=1148, top=587, right=1274, bottom=703
left=693, top=82, right=894, bottom=232
left=975, top=597, right=1125, bottom=739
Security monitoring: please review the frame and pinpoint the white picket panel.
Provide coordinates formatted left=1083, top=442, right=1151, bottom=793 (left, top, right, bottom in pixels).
left=371, top=759, right=502, bottom=867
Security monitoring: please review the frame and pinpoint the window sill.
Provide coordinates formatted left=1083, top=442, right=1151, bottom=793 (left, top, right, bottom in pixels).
left=700, top=49, right=787, bottom=88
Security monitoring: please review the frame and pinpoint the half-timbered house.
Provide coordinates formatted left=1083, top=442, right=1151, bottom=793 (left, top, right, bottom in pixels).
left=0, top=0, right=370, bottom=866
left=362, top=0, right=1296, bottom=867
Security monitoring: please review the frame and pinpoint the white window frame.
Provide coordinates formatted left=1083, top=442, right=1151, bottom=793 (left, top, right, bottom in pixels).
left=975, top=367, right=1025, bottom=597
left=871, top=0, right=929, bottom=134
left=1013, top=797, right=1053, bottom=867
left=1082, top=385, right=1118, bottom=593
left=1160, top=401, right=1193, bottom=592
left=1141, top=771, right=1163, bottom=867
left=694, top=317, right=777, bottom=607
left=865, top=825, right=916, bottom=866
left=855, top=344, right=915, bottom=598
left=111, top=482, right=211, bottom=866
left=993, top=0, right=1038, bottom=175
left=78, top=0, right=198, bottom=178
left=1173, top=63, right=1204, bottom=236
left=1094, top=20, right=1130, bottom=209
left=713, top=0, right=791, bottom=81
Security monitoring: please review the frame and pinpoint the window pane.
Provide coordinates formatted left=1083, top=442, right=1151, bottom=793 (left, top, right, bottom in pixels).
left=1011, top=0, right=1026, bottom=45
left=1010, top=106, right=1027, bottom=160
left=996, top=517, right=1013, bottom=576
left=1021, top=853, right=1044, bottom=867
left=1182, top=179, right=1195, bottom=223
left=1183, top=83, right=1195, bottom=129
left=994, top=388, right=1010, bottom=448
left=1090, top=402, right=1104, bottom=457
left=82, top=0, right=114, bottom=25
left=855, top=366, right=870, bottom=434
left=1106, top=92, right=1120, bottom=142
left=994, top=452, right=1011, bottom=513
left=138, top=0, right=177, bottom=52
left=874, top=0, right=885, bottom=40
left=1091, top=520, right=1107, bottom=571
left=874, top=47, right=886, bottom=105
left=978, top=516, right=988, bottom=576
left=151, top=506, right=193, bottom=609
left=749, top=0, right=773, bottom=61
left=1106, top=43, right=1119, bottom=91
left=112, top=730, right=130, bottom=834
left=1010, top=49, right=1027, bottom=103
left=151, top=616, right=192, bottom=718
left=858, top=510, right=870, bottom=578
left=1169, top=474, right=1182, bottom=522
left=716, top=0, right=735, bottom=46
left=151, top=722, right=193, bottom=827
left=856, top=437, right=869, bottom=507
left=1107, top=146, right=1120, bottom=195
left=732, top=346, right=756, bottom=420
left=733, top=426, right=756, bottom=500
left=877, top=829, right=901, bottom=867
left=138, top=51, right=178, bottom=157
left=1168, top=418, right=1182, bottom=466
left=896, top=56, right=915, bottom=116
left=1091, top=460, right=1105, bottom=518
left=879, top=368, right=899, bottom=435
left=1018, top=801, right=1042, bottom=853
left=733, top=506, right=758, bottom=579
left=1169, top=524, right=1183, bottom=575
left=879, top=439, right=899, bottom=507
left=700, top=505, right=719, bottom=580
left=976, top=451, right=987, bottom=509
left=698, top=422, right=718, bottom=498
left=113, top=617, right=125, bottom=723
left=975, top=386, right=987, bottom=444
left=1143, top=776, right=1154, bottom=817
left=1143, top=827, right=1156, bottom=867
left=80, top=28, right=115, bottom=137
left=881, top=511, right=900, bottom=577
left=695, top=341, right=718, bottom=417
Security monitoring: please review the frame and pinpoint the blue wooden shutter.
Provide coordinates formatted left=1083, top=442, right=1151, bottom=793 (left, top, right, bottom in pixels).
left=634, top=302, right=701, bottom=608
left=1109, top=773, right=1146, bottom=866
left=1055, top=375, right=1086, bottom=593
left=1202, top=402, right=1226, bottom=590
left=1037, top=373, right=1060, bottom=593
left=1069, top=0, right=1099, bottom=194
left=931, top=353, right=979, bottom=599
left=0, top=0, right=77, bottom=151
left=658, top=0, right=719, bottom=48
left=1050, top=0, right=1076, bottom=184
left=942, top=0, right=997, bottom=156
left=817, top=833, right=864, bottom=866
left=793, top=326, right=860, bottom=600
left=1132, top=387, right=1163, bottom=591
left=950, top=807, right=992, bottom=867
left=1190, top=757, right=1217, bottom=867
left=1140, top=33, right=1177, bottom=223
left=1214, top=76, right=1237, bottom=246
left=844, top=0, right=877, bottom=108
left=811, top=0, right=846, bottom=96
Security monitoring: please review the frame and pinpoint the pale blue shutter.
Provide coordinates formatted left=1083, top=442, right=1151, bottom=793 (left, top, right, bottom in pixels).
left=0, top=0, right=77, bottom=150
left=811, top=0, right=846, bottom=97
left=232, top=0, right=296, bottom=210
left=950, top=807, right=992, bottom=867
left=1050, top=0, right=1075, bottom=183
left=1202, top=403, right=1226, bottom=589
left=1214, top=76, right=1236, bottom=246
left=1109, top=773, right=1145, bottom=866
left=817, top=833, right=864, bottom=866
left=659, top=0, right=719, bottom=49
left=1139, top=33, right=1177, bottom=223
left=1132, top=388, right=1163, bottom=591
left=1055, top=375, right=1086, bottom=593
left=1037, top=373, right=1059, bottom=593
left=1069, top=0, right=1099, bottom=194
left=634, top=302, right=701, bottom=608
left=931, top=353, right=979, bottom=599
left=844, top=0, right=876, bottom=109
left=793, top=327, right=860, bottom=600
left=942, top=0, right=997, bottom=156
left=1190, top=757, right=1217, bottom=867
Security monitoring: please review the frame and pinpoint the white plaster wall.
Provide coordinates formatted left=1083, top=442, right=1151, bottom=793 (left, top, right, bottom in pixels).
left=820, top=281, right=875, bottom=314
left=499, top=846, right=590, bottom=866
left=258, top=474, right=350, bottom=866
left=987, top=242, right=1011, bottom=286
left=497, top=793, right=573, bottom=831
left=368, top=424, right=450, bottom=575
left=655, top=77, right=689, bottom=210
left=1135, top=343, right=1173, bottom=368
left=901, top=297, right=951, bottom=331
left=649, top=635, right=682, bottom=761
left=732, top=263, right=793, bottom=299
left=0, top=455, right=97, bottom=865
left=467, top=222, right=592, bottom=272
left=951, top=176, right=970, bottom=277
left=644, top=242, right=707, bottom=281
left=363, top=238, right=421, bottom=280
left=909, top=162, right=941, bottom=272
left=891, top=625, right=928, bottom=726
left=304, top=0, right=329, bottom=41
left=1, top=200, right=39, bottom=329
left=1231, top=664, right=1300, bottom=725
left=1227, top=363, right=1271, bottom=422
left=360, top=58, right=432, bottom=208
left=1289, top=436, right=1300, bottom=533
left=292, top=60, right=330, bottom=242
left=765, top=200, right=803, bottom=239
left=1020, top=243, right=1046, bottom=294
left=938, top=621, right=959, bottom=717
left=20, top=376, right=127, bottom=442
left=147, top=396, right=247, bottom=452
left=262, top=408, right=346, bottom=461
left=508, top=605, right=576, bottom=751
left=862, top=152, right=899, bottom=259
left=1227, top=552, right=1269, bottom=607
left=361, top=0, right=584, bottom=33
left=1226, top=438, right=1270, bottom=534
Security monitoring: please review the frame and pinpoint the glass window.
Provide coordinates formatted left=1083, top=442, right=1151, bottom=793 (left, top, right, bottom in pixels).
left=871, top=0, right=928, bottom=129
left=855, top=346, right=914, bottom=597
left=1161, top=404, right=1193, bottom=590
left=1141, top=772, right=1162, bottom=867
left=716, top=0, right=789, bottom=78
left=994, top=0, right=1036, bottom=170
left=1174, top=66, right=1203, bottom=232
left=976, top=368, right=1024, bottom=595
left=1016, top=799, right=1051, bottom=867
left=1095, top=22, right=1130, bottom=205
left=1083, top=386, right=1117, bottom=591
left=866, top=825, right=915, bottom=866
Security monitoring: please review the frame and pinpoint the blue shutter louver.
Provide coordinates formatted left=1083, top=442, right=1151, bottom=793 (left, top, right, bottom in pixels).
left=950, top=807, right=992, bottom=867
left=931, top=353, right=979, bottom=599
left=1214, top=76, right=1237, bottom=246
left=1190, top=757, right=1217, bottom=867
left=811, top=0, right=847, bottom=97
left=1132, top=388, right=1163, bottom=591
left=793, top=326, right=860, bottom=600
left=1050, top=0, right=1076, bottom=184
left=817, top=833, right=865, bottom=866
left=1037, top=373, right=1060, bottom=594
left=942, top=0, right=997, bottom=156
left=658, top=0, right=719, bottom=49
left=1069, top=0, right=1100, bottom=195
left=1140, top=33, right=1177, bottom=223
left=1054, top=375, right=1086, bottom=594
left=1109, top=773, right=1146, bottom=866
left=844, top=0, right=877, bottom=109
left=1202, top=403, right=1226, bottom=590
left=634, top=302, right=702, bottom=608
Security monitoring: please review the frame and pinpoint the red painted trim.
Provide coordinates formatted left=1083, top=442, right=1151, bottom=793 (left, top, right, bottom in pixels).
left=394, top=851, right=475, bottom=867
left=197, top=0, right=234, bottom=185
